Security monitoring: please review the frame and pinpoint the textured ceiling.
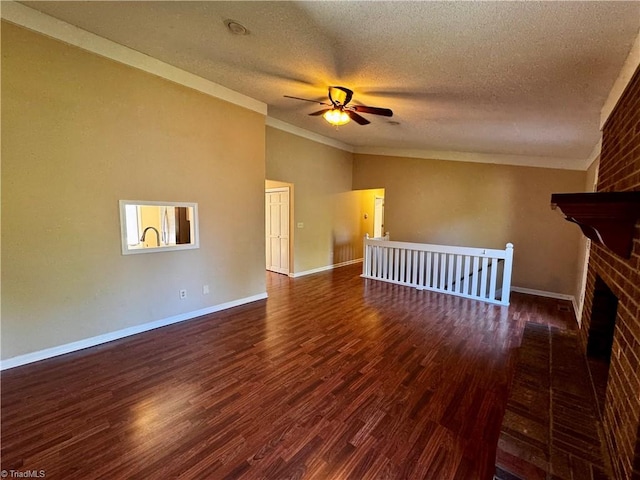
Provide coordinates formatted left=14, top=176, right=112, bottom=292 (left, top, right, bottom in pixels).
left=20, top=1, right=640, bottom=163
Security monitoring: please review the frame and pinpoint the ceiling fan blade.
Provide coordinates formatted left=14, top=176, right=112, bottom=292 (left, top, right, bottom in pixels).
left=346, top=110, right=370, bottom=125
left=351, top=105, right=394, bottom=117
left=284, top=95, right=329, bottom=106
left=309, top=109, right=331, bottom=116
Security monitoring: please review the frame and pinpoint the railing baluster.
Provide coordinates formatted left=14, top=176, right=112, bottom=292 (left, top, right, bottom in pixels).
left=415, top=250, right=419, bottom=285
left=489, top=258, right=498, bottom=300
left=455, top=254, right=462, bottom=293
left=447, top=254, right=455, bottom=291
left=471, top=257, right=479, bottom=296
left=463, top=255, right=470, bottom=295
left=439, top=253, right=446, bottom=290
left=393, top=248, right=399, bottom=281
left=425, top=252, right=432, bottom=288
left=383, top=247, right=388, bottom=279
left=418, top=251, right=425, bottom=288
left=413, top=250, right=417, bottom=285
left=480, top=257, right=489, bottom=298
left=433, top=253, right=439, bottom=288
left=371, top=245, right=376, bottom=277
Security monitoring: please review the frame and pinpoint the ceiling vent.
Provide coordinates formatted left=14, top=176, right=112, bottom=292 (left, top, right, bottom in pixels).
left=224, top=19, right=249, bottom=36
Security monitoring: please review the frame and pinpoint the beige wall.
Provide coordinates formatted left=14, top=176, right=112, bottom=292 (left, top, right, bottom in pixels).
left=1, top=23, right=266, bottom=360
left=353, top=154, right=586, bottom=294
left=265, top=127, right=360, bottom=273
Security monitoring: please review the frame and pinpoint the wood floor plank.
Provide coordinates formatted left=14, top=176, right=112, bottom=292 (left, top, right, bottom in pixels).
left=2, top=264, right=560, bottom=479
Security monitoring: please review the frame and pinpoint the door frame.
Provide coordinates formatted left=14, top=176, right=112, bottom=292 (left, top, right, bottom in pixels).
left=265, top=186, right=292, bottom=275
left=373, top=196, right=385, bottom=238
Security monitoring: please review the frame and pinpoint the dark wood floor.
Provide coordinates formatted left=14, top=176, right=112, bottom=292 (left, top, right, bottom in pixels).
left=2, top=264, right=573, bottom=479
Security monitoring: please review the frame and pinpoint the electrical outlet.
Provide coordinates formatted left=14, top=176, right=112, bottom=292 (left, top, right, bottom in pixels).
left=203, top=285, right=210, bottom=295
left=297, top=222, right=304, bottom=229
left=179, top=289, right=187, bottom=299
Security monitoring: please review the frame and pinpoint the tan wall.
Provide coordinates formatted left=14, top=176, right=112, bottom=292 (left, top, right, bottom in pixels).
left=353, top=154, right=586, bottom=294
left=265, top=127, right=359, bottom=273
left=1, top=23, right=266, bottom=360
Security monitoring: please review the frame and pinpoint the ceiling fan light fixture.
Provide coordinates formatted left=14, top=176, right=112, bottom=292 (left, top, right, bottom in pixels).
left=323, top=108, right=350, bottom=126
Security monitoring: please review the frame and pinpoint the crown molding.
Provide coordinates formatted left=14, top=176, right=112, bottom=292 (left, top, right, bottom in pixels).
left=353, top=147, right=587, bottom=171
left=266, top=117, right=354, bottom=152
left=265, top=118, right=588, bottom=170
left=0, top=1, right=267, bottom=115
left=601, top=29, right=640, bottom=128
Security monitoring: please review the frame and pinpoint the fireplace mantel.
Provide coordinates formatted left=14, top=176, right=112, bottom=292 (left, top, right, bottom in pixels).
left=550, top=192, right=640, bottom=258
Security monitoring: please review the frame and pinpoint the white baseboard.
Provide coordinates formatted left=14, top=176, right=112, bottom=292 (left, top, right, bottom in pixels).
left=0, top=292, right=268, bottom=371
left=290, top=258, right=363, bottom=278
left=511, top=286, right=579, bottom=322
left=511, top=286, right=574, bottom=301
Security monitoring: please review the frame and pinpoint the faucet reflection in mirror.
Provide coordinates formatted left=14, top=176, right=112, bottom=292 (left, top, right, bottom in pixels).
left=119, top=200, right=199, bottom=255
left=140, top=226, right=160, bottom=247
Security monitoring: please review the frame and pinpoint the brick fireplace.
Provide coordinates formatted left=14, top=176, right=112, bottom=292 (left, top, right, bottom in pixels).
left=580, top=65, right=640, bottom=479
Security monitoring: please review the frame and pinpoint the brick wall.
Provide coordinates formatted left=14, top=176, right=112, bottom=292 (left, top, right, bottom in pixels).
left=580, top=65, right=640, bottom=480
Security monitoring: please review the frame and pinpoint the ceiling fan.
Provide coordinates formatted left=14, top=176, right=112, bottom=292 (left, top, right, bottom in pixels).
left=284, top=86, right=393, bottom=126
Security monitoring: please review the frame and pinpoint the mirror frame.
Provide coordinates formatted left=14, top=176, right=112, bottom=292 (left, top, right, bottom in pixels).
left=119, top=200, right=200, bottom=255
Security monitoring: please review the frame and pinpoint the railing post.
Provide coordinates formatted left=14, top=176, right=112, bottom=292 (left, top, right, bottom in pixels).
left=501, top=243, right=514, bottom=305
left=362, top=234, right=370, bottom=277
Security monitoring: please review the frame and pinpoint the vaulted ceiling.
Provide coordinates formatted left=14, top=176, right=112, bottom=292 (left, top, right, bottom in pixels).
left=19, top=1, right=640, bottom=166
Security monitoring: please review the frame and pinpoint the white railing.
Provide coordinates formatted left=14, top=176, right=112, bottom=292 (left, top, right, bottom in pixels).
left=362, top=234, right=514, bottom=305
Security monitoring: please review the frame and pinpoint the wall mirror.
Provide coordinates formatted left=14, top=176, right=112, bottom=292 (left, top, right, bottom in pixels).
left=119, top=200, right=199, bottom=255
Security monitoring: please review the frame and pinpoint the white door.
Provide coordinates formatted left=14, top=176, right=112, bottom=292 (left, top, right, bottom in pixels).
left=374, top=196, right=385, bottom=238
left=265, top=188, right=290, bottom=274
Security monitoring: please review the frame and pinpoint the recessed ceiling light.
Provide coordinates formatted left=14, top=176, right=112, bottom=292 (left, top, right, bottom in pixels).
left=224, top=19, right=249, bottom=36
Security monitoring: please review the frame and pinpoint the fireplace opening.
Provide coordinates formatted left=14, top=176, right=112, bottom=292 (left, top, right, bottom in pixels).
left=586, top=275, right=619, bottom=414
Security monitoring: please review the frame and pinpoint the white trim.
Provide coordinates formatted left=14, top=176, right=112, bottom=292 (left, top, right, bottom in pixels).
left=0, top=1, right=267, bottom=115
left=511, top=286, right=574, bottom=302
left=0, top=292, right=268, bottom=371
left=511, top=286, right=579, bottom=323
left=354, top=147, right=587, bottom=171
left=289, top=258, right=363, bottom=278
left=265, top=117, right=587, bottom=170
left=266, top=117, right=354, bottom=153
left=601, top=29, right=640, bottom=128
